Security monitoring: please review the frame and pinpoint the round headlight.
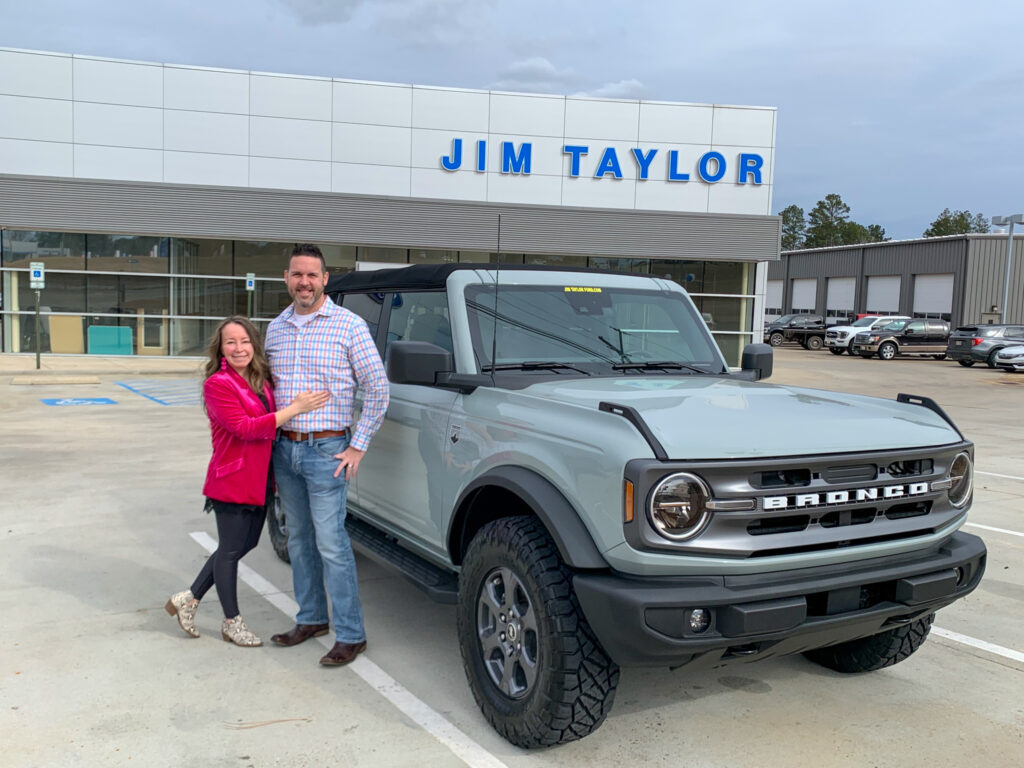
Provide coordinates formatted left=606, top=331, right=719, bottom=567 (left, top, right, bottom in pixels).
left=648, top=473, right=711, bottom=541
left=948, top=452, right=973, bottom=508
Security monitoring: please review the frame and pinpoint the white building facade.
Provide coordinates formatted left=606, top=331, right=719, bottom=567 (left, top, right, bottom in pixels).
left=0, top=47, right=780, bottom=361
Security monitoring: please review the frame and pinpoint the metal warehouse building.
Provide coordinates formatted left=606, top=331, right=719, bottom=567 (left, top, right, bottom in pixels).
left=767, top=234, right=1024, bottom=326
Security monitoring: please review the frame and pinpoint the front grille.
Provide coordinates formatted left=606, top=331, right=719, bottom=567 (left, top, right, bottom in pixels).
left=626, top=444, right=969, bottom=558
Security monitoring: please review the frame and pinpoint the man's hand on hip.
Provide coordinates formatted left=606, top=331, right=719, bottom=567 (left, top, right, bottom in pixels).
left=333, top=445, right=365, bottom=480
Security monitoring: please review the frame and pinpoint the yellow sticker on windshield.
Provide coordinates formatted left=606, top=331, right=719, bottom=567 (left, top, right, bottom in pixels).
left=564, top=286, right=602, bottom=293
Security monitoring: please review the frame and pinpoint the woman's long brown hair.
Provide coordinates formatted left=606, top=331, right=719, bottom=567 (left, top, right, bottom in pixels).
left=202, top=315, right=273, bottom=394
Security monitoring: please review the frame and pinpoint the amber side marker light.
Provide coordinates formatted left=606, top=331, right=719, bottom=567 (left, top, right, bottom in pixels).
left=624, top=480, right=634, bottom=523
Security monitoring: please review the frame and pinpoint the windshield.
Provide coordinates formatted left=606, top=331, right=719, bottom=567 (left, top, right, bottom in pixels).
left=851, top=316, right=879, bottom=327
left=880, top=320, right=908, bottom=332
left=465, top=284, right=726, bottom=374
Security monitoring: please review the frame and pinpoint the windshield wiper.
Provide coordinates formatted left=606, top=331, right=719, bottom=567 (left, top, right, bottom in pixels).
left=483, top=361, right=592, bottom=375
left=611, top=360, right=708, bottom=374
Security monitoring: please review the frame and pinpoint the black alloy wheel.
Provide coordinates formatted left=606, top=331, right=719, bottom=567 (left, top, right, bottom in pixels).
left=958, top=359, right=975, bottom=367
left=267, top=494, right=290, bottom=563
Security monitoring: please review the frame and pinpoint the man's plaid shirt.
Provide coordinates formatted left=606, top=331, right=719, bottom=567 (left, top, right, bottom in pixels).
left=265, top=296, right=389, bottom=451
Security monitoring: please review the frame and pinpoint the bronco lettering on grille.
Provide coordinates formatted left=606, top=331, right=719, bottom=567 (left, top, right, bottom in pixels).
left=764, top=482, right=930, bottom=510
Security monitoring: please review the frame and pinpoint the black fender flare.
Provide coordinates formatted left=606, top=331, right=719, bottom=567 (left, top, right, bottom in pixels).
left=449, top=465, right=609, bottom=570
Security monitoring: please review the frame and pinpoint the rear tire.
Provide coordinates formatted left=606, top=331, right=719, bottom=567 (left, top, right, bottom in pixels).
left=932, top=354, right=946, bottom=360
left=806, top=335, right=823, bottom=351
left=267, top=494, right=290, bottom=563
left=878, top=342, right=898, bottom=360
left=804, top=614, right=934, bottom=673
left=457, top=516, right=619, bottom=748
left=958, top=359, right=975, bottom=367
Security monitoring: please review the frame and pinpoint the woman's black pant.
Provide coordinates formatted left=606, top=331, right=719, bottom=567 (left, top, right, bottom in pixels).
left=190, top=504, right=266, bottom=618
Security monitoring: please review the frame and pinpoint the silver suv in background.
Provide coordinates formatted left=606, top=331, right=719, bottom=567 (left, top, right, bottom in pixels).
left=946, top=324, right=1024, bottom=368
left=825, top=315, right=911, bottom=355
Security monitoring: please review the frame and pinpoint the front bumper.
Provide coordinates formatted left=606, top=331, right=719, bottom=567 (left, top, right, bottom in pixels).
left=849, top=342, right=880, bottom=355
left=573, top=531, right=985, bottom=668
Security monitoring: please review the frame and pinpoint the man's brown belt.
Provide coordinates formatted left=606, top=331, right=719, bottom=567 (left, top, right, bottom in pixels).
left=280, top=429, right=349, bottom=442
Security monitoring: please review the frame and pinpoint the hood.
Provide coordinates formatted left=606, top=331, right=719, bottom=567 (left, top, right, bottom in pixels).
left=519, top=376, right=960, bottom=459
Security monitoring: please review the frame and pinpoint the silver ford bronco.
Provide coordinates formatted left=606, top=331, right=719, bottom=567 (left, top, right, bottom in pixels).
left=267, top=264, right=986, bottom=748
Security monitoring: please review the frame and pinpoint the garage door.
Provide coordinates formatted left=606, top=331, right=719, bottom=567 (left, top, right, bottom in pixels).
left=866, top=275, right=901, bottom=313
left=826, top=277, right=855, bottom=311
left=913, top=273, right=953, bottom=317
left=790, top=278, right=817, bottom=312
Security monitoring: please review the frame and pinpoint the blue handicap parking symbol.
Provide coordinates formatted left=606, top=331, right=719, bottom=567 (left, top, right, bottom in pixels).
left=41, top=397, right=117, bottom=406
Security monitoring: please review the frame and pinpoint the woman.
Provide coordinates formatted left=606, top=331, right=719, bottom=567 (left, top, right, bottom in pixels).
left=165, top=316, right=328, bottom=647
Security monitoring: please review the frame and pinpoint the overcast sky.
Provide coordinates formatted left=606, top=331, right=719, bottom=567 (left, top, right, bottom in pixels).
left=4, top=0, right=1021, bottom=239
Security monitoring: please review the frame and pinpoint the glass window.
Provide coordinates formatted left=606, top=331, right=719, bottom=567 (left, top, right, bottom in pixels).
left=689, top=296, right=755, bottom=336
left=173, top=237, right=232, bottom=276
left=458, top=251, right=524, bottom=264
left=235, top=241, right=294, bottom=278
left=649, top=260, right=704, bottom=292
left=465, top=284, right=723, bottom=372
left=1, top=230, right=85, bottom=269
left=341, top=293, right=387, bottom=340
left=589, top=257, right=650, bottom=274
left=384, top=291, right=452, bottom=355
left=6, top=270, right=86, bottom=313
left=86, top=235, right=168, bottom=274
left=358, top=246, right=407, bottom=264
left=704, top=261, right=754, bottom=294
left=86, top=274, right=170, bottom=316
left=524, top=253, right=587, bottom=267
left=409, top=249, right=458, bottom=264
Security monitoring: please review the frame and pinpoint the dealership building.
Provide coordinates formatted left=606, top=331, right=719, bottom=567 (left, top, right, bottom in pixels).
left=0, top=47, right=781, bottom=364
left=768, top=234, right=1024, bottom=326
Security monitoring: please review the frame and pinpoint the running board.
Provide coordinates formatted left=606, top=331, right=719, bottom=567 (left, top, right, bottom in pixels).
left=346, top=516, right=459, bottom=604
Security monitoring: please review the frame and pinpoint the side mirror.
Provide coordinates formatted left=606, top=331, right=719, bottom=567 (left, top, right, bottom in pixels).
left=387, top=341, right=451, bottom=386
left=387, top=341, right=489, bottom=393
left=740, top=343, right=774, bottom=381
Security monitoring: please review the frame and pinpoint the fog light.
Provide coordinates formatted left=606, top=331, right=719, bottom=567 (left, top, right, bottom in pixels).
left=955, top=566, right=965, bottom=586
left=689, top=608, right=711, bottom=634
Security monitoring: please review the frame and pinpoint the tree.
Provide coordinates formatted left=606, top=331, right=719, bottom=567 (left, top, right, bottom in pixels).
left=804, top=194, right=851, bottom=248
left=779, top=204, right=806, bottom=250
left=866, top=224, right=888, bottom=242
left=923, top=208, right=990, bottom=237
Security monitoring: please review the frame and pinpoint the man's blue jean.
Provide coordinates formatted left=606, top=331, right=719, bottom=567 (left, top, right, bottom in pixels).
left=272, top=434, right=365, bottom=643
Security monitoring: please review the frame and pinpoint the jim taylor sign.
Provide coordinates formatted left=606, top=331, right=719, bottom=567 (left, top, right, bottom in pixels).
left=440, top=138, right=765, bottom=185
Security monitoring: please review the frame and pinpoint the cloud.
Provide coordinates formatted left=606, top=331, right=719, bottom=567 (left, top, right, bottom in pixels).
left=274, top=0, right=365, bottom=24
left=576, top=78, right=648, bottom=100
left=489, top=56, right=580, bottom=93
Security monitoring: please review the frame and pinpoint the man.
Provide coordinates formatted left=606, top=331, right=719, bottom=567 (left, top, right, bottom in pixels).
left=265, top=243, right=389, bottom=666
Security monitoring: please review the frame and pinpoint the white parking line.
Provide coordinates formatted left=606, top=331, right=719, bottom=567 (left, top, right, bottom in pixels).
left=190, top=532, right=509, bottom=768
left=965, top=522, right=1024, bottom=538
left=976, top=470, right=1024, bottom=482
left=932, top=628, right=1024, bottom=664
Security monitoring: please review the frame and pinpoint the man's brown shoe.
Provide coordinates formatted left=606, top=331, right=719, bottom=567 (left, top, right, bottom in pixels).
left=320, top=640, right=367, bottom=666
left=270, top=623, right=330, bottom=647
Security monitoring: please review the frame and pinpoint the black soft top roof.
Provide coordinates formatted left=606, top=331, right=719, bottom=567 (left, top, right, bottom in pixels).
left=325, top=263, right=629, bottom=294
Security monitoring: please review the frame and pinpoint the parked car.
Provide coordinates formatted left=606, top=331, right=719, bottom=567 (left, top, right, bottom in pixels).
left=764, top=313, right=823, bottom=346
left=946, top=324, right=1024, bottom=368
left=994, top=345, right=1024, bottom=372
left=850, top=318, right=950, bottom=360
left=825, top=315, right=912, bottom=355
left=264, top=265, right=984, bottom=748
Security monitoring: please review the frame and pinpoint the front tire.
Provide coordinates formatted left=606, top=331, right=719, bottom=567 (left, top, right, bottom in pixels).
left=958, top=359, right=975, bottom=367
left=769, top=332, right=784, bottom=346
left=457, top=516, right=619, bottom=748
left=267, top=494, right=290, bottom=563
left=878, top=342, right=898, bottom=360
left=987, top=349, right=1001, bottom=369
left=804, top=614, right=934, bottom=673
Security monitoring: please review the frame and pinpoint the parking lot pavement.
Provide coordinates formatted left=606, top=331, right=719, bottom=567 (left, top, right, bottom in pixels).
left=1, top=351, right=1022, bottom=767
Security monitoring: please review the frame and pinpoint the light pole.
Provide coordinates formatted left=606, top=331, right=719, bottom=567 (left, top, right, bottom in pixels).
left=991, top=214, right=1023, bottom=324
